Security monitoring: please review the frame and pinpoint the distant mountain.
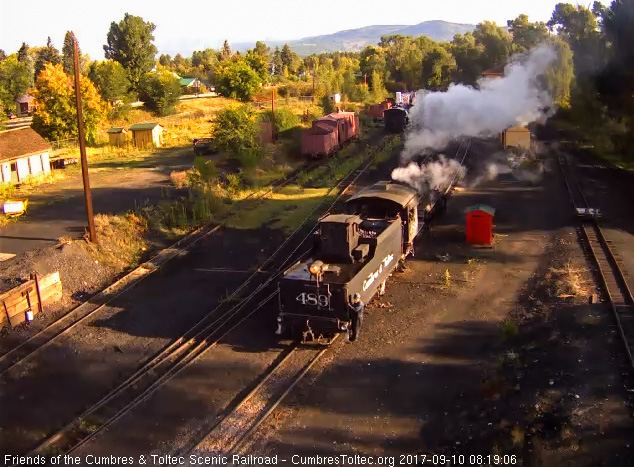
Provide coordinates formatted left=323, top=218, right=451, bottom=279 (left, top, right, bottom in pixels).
left=233, top=21, right=475, bottom=56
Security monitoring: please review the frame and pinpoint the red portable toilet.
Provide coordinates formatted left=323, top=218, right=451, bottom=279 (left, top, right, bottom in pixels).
left=465, top=204, right=496, bottom=246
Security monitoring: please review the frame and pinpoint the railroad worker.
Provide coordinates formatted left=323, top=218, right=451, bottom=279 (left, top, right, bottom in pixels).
left=379, top=280, right=386, bottom=297
left=347, top=293, right=364, bottom=342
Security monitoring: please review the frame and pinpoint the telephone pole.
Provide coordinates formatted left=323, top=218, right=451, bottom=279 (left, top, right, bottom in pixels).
left=73, top=33, right=97, bottom=244
left=271, top=88, right=276, bottom=142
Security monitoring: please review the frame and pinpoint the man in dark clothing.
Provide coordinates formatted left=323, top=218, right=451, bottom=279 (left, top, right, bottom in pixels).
left=347, top=293, right=364, bottom=342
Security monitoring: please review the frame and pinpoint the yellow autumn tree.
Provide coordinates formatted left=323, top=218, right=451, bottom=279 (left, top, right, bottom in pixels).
left=32, top=63, right=106, bottom=144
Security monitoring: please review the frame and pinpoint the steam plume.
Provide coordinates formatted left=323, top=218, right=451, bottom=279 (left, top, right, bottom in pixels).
left=391, top=155, right=466, bottom=195
left=402, top=45, right=557, bottom=159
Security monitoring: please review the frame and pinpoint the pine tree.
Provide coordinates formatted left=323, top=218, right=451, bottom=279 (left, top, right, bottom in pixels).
left=17, top=43, right=29, bottom=63
left=62, top=31, right=76, bottom=76
left=34, top=37, right=61, bottom=78
left=221, top=40, right=231, bottom=60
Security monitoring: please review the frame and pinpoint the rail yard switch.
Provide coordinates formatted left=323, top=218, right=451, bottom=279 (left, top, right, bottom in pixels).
left=465, top=204, right=496, bottom=246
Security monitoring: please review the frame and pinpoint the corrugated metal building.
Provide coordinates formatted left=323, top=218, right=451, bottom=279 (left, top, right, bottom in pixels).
left=129, top=123, right=164, bottom=148
left=0, top=127, right=51, bottom=185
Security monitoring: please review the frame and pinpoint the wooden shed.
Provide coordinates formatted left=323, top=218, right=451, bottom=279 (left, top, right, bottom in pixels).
left=501, top=125, right=531, bottom=149
left=0, top=127, right=51, bottom=185
left=129, top=123, right=164, bottom=148
left=107, top=127, right=128, bottom=146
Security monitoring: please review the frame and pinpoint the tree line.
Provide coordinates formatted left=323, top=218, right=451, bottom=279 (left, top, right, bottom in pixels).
left=0, top=2, right=633, bottom=162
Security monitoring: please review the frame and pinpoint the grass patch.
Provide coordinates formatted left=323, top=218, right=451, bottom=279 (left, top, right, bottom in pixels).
left=544, top=262, right=587, bottom=298
left=226, top=185, right=332, bottom=232
left=80, top=212, right=148, bottom=269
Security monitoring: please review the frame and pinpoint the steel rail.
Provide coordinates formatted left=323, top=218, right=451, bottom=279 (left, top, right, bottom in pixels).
left=26, top=137, right=392, bottom=460
left=0, top=159, right=324, bottom=378
left=557, top=154, right=634, bottom=373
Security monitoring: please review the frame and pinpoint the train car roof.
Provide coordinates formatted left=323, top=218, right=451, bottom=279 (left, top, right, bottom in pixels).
left=320, top=213, right=362, bottom=224
left=347, top=181, right=418, bottom=207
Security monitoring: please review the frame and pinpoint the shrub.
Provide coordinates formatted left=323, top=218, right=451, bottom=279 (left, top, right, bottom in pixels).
left=260, top=107, right=300, bottom=133
left=213, top=105, right=260, bottom=153
left=138, top=70, right=181, bottom=116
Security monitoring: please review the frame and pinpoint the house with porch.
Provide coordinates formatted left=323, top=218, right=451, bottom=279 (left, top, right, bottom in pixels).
left=0, top=127, right=51, bottom=185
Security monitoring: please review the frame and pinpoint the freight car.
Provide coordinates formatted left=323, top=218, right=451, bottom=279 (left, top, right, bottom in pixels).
left=276, top=181, right=447, bottom=340
left=384, top=106, right=409, bottom=133
left=301, top=111, right=360, bottom=157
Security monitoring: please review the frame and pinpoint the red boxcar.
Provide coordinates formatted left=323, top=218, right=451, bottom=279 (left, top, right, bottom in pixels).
left=301, top=125, right=338, bottom=157
left=368, top=101, right=392, bottom=119
left=301, top=112, right=360, bottom=157
left=327, top=112, right=360, bottom=143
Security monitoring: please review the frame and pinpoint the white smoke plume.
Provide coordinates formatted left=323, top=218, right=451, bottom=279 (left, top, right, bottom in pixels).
left=391, top=155, right=466, bottom=195
left=402, top=45, right=557, bottom=160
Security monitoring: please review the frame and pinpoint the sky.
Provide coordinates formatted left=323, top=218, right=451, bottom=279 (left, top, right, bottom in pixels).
left=0, top=0, right=560, bottom=59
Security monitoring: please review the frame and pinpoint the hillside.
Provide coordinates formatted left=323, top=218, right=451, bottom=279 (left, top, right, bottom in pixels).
left=234, top=20, right=475, bottom=56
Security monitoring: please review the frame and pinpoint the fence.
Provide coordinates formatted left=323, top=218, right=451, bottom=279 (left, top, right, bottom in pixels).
left=50, top=138, right=79, bottom=151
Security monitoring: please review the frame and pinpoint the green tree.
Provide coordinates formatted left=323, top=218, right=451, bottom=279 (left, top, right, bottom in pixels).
left=191, top=48, right=218, bottom=73
left=272, top=46, right=283, bottom=75
left=215, top=58, right=261, bottom=101
left=34, top=37, right=61, bottom=78
left=473, top=21, right=513, bottom=71
left=62, top=31, right=75, bottom=75
left=508, top=14, right=550, bottom=52
left=0, top=50, right=6, bottom=62
left=360, top=46, right=387, bottom=85
left=104, top=13, right=158, bottom=91
left=0, top=56, right=31, bottom=112
left=17, top=43, right=29, bottom=63
left=220, top=40, right=232, bottom=60
left=245, top=49, right=268, bottom=83
left=138, top=69, right=181, bottom=115
left=213, top=105, right=260, bottom=155
left=541, top=36, right=574, bottom=108
left=548, top=3, right=605, bottom=73
left=370, top=70, right=387, bottom=102
left=254, top=41, right=270, bottom=59
left=87, top=60, right=131, bottom=103
left=31, top=63, right=105, bottom=144
left=422, top=45, right=457, bottom=90
left=159, top=54, right=172, bottom=67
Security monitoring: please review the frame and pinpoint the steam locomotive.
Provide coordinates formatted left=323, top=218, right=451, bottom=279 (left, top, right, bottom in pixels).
left=276, top=180, right=447, bottom=340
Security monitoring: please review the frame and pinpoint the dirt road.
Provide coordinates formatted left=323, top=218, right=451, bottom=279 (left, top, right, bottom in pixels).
left=0, top=147, right=193, bottom=255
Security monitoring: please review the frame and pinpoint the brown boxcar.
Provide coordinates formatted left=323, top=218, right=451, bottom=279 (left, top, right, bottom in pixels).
left=301, top=125, right=338, bottom=157
left=368, top=101, right=392, bottom=119
left=327, top=112, right=360, bottom=143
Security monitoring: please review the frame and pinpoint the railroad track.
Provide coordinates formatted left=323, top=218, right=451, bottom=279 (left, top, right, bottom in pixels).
left=0, top=152, right=347, bottom=378
left=558, top=154, right=634, bottom=381
left=185, top=137, right=472, bottom=461
left=24, top=137, right=392, bottom=460
left=186, top=337, right=336, bottom=459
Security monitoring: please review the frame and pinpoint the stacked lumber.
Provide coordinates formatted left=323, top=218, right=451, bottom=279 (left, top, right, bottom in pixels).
left=0, top=272, right=62, bottom=329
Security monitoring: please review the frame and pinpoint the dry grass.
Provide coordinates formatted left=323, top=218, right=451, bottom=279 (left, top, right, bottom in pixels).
left=170, top=170, right=191, bottom=189
left=80, top=212, right=148, bottom=269
left=545, top=262, right=588, bottom=298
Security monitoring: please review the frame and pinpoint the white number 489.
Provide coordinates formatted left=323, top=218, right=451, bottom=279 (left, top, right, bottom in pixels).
left=296, top=292, right=329, bottom=307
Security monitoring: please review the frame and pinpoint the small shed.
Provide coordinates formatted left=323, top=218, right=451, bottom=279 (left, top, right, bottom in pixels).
left=465, top=204, right=496, bottom=246
left=107, top=127, right=128, bottom=146
left=129, top=123, right=163, bottom=148
left=501, top=125, right=531, bottom=149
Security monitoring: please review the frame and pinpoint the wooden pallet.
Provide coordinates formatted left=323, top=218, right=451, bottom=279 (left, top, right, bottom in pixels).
left=0, top=272, right=62, bottom=329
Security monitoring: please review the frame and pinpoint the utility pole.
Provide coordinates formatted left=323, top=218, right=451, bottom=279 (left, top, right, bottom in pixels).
left=271, top=88, right=276, bottom=142
left=73, top=33, right=97, bottom=244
